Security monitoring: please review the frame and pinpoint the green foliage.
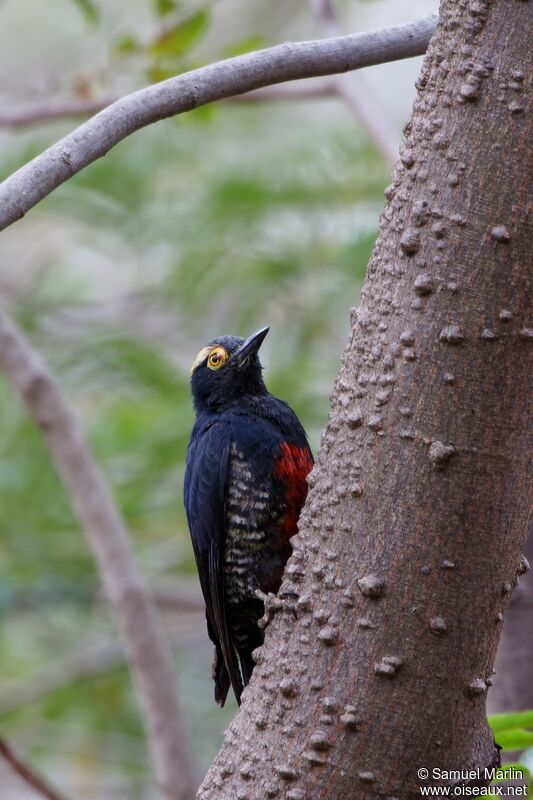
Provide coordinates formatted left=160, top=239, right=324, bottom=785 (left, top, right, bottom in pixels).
left=224, top=35, right=266, bottom=57
left=148, top=9, right=210, bottom=59
left=491, top=711, right=533, bottom=734
left=69, top=0, right=99, bottom=25
left=496, top=730, right=533, bottom=752
left=146, top=8, right=211, bottom=83
left=488, top=712, right=533, bottom=796
left=155, top=0, right=178, bottom=15
left=113, top=34, right=140, bottom=56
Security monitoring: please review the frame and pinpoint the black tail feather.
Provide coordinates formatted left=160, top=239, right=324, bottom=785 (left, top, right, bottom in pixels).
left=239, top=650, right=255, bottom=687
left=213, top=650, right=231, bottom=707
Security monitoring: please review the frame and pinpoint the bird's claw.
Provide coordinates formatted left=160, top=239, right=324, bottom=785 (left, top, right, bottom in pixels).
left=256, top=589, right=298, bottom=629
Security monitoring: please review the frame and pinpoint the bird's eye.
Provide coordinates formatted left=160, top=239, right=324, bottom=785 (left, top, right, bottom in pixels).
left=207, top=347, right=228, bottom=371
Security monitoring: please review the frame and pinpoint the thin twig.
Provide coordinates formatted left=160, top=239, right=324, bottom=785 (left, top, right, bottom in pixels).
left=0, top=97, right=119, bottom=128
left=310, top=0, right=400, bottom=168
left=0, top=15, right=437, bottom=232
left=0, top=736, right=71, bottom=800
left=0, top=310, right=196, bottom=800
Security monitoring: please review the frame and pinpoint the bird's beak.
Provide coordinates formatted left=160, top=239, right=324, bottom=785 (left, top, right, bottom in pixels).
left=234, top=326, right=269, bottom=366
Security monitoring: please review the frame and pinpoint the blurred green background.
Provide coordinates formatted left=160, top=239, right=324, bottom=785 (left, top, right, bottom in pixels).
left=0, top=0, right=436, bottom=797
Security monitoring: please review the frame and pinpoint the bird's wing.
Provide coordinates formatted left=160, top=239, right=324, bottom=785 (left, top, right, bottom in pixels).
left=184, top=422, right=242, bottom=705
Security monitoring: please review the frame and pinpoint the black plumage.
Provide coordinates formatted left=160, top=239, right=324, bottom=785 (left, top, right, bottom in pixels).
left=184, top=328, right=313, bottom=705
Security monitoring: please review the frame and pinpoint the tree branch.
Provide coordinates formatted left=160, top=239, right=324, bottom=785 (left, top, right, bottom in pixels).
left=0, top=310, right=196, bottom=800
left=0, top=97, right=119, bottom=128
left=0, top=15, right=436, bottom=232
left=310, top=0, right=400, bottom=168
left=0, top=82, right=340, bottom=128
left=0, top=736, right=71, bottom=800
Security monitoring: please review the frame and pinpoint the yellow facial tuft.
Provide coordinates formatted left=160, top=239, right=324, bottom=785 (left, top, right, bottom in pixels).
left=190, top=346, right=211, bottom=375
left=190, top=345, right=229, bottom=375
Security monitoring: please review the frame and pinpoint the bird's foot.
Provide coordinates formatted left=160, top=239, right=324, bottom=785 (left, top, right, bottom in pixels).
left=256, top=590, right=282, bottom=629
left=256, top=590, right=298, bottom=630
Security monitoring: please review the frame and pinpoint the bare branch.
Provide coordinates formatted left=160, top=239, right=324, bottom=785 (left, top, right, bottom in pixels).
left=0, top=736, right=71, bottom=800
left=0, top=15, right=436, bottom=232
left=310, top=0, right=400, bottom=168
left=0, top=82, right=339, bottom=128
left=0, top=97, right=119, bottom=128
left=0, top=310, right=196, bottom=800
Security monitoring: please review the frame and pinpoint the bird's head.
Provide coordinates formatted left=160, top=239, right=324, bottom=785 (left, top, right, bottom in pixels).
left=190, top=326, right=269, bottom=413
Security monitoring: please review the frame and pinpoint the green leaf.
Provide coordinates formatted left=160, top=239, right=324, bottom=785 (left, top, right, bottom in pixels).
left=155, top=0, right=178, bottom=14
left=489, top=711, right=533, bottom=733
left=70, top=0, right=99, bottom=25
left=147, top=65, right=178, bottom=84
left=185, top=105, right=216, bottom=124
left=149, top=9, right=210, bottom=59
left=494, top=730, right=533, bottom=751
left=224, top=35, right=265, bottom=58
left=113, top=35, right=139, bottom=56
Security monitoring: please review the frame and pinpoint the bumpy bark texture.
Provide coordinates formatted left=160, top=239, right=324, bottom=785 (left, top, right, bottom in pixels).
left=199, top=1, right=532, bottom=798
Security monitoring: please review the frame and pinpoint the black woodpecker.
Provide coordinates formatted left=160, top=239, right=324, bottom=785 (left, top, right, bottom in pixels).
left=184, top=327, right=313, bottom=706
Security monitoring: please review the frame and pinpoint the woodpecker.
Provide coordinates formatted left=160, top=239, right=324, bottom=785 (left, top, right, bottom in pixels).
left=184, top=327, right=313, bottom=706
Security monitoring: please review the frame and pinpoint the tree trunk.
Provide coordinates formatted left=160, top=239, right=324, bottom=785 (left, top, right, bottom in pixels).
left=199, top=1, right=532, bottom=798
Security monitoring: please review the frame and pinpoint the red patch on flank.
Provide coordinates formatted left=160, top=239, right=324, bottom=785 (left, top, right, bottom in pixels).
left=274, top=442, right=313, bottom=535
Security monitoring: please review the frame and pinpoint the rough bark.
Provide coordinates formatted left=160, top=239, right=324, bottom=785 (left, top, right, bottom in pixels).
left=489, top=526, right=533, bottom=713
left=199, top=1, right=532, bottom=798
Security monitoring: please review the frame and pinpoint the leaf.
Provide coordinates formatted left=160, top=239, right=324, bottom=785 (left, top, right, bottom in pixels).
left=489, top=711, right=533, bottom=734
left=155, top=0, right=178, bottom=14
left=224, top=35, right=265, bottom=58
left=147, top=65, right=179, bottom=83
left=149, top=9, right=209, bottom=59
left=181, top=104, right=216, bottom=124
left=70, top=0, right=99, bottom=25
left=113, top=35, right=139, bottom=56
left=494, top=730, right=533, bottom=751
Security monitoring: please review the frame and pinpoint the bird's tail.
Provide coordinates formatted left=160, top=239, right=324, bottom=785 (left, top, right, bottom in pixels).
left=212, top=647, right=231, bottom=706
left=239, top=651, right=256, bottom=687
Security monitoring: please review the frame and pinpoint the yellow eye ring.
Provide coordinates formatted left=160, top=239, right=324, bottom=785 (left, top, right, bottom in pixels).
left=207, top=347, right=228, bottom=371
